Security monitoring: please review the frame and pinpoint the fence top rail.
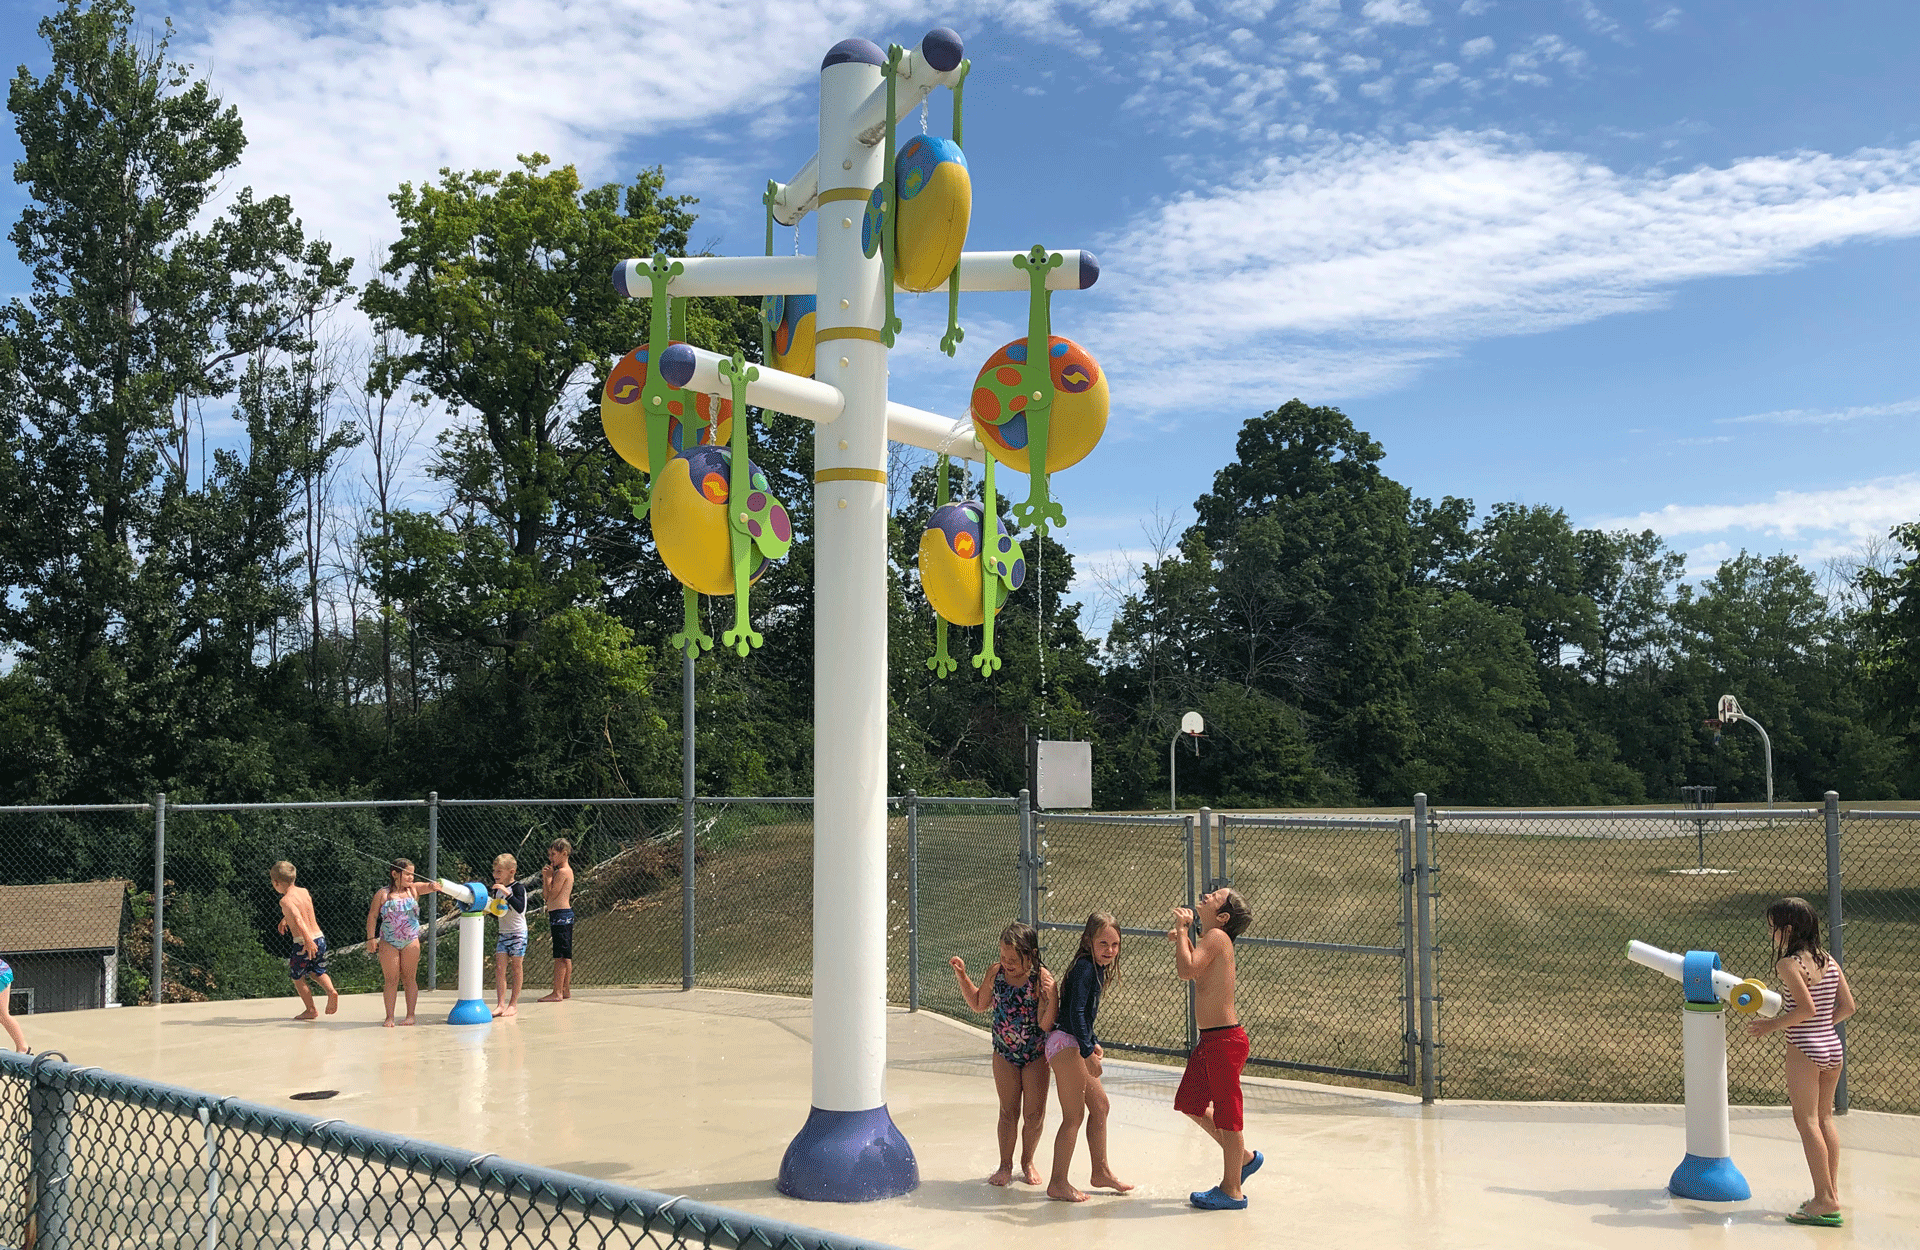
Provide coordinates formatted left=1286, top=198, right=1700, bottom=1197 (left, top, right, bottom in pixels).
left=1037, top=811, right=1193, bottom=826
left=1431, top=808, right=1820, bottom=822
left=440, top=796, right=684, bottom=808
left=0, top=803, right=153, bottom=814
left=909, top=795, right=1022, bottom=807
left=168, top=799, right=429, bottom=812
left=0, top=1051, right=901, bottom=1250
left=1841, top=809, right=1920, bottom=820
left=1219, top=813, right=1408, bottom=831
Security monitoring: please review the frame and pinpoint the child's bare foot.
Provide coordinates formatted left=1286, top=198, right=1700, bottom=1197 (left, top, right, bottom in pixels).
left=987, top=1165, right=1013, bottom=1187
left=536, top=992, right=561, bottom=1002
left=500, top=1005, right=516, bottom=1017
left=1046, top=1183, right=1088, bottom=1203
left=383, top=1018, right=396, bottom=1028
left=1089, top=1170, right=1134, bottom=1193
left=399, top=1016, right=415, bottom=1027
left=293, top=1009, right=318, bottom=1021
left=1021, top=1161, right=1043, bottom=1185
left=325, top=989, right=339, bottom=1014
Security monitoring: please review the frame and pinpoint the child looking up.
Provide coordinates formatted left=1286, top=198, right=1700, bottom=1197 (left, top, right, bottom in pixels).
left=1170, top=887, right=1257, bottom=1210
left=949, top=921, right=1057, bottom=1185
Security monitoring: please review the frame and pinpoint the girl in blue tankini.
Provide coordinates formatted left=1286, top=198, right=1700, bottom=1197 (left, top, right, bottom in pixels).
left=950, top=921, right=1057, bottom=1185
left=0, top=956, right=27, bottom=1052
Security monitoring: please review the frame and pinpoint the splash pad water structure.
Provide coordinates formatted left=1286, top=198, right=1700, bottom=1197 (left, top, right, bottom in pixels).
left=599, top=28, right=1106, bottom=1201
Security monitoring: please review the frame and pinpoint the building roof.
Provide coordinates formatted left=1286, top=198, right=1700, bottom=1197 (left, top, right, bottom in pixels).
left=0, top=880, right=129, bottom=955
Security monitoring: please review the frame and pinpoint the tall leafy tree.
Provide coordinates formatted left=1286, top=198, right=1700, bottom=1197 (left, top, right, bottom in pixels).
left=0, top=0, right=352, bottom=800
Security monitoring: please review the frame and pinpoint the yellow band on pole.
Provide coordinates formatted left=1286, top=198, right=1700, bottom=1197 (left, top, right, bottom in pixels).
left=816, top=186, right=874, bottom=204
left=814, top=326, right=885, bottom=344
left=815, top=468, right=888, bottom=485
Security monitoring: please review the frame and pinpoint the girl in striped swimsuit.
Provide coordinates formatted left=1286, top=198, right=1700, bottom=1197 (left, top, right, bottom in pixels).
left=1746, top=897, right=1855, bottom=1227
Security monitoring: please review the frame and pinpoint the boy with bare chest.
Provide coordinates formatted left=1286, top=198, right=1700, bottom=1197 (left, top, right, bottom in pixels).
left=1169, top=887, right=1256, bottom=1209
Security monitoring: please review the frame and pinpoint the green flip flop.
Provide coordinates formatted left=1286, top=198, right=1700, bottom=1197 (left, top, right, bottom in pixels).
left=1785, top=1204, right=1842, bottom=1227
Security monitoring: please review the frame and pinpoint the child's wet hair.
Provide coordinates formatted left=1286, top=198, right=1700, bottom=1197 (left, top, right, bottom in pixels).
left=388, top=857, right=415, bottom=885
left=1075, top=911, right=1121, bottom=989
left=270, top=861, right=297, bottom=885
left=1767, top=897, right=1827, bottom=967
left=1215, top=889, right=1252, bottom=940
left=1000, top=921, right=1044, bottom=975
left=549, top=838, right=572, bottom=857
left=494, top=853, right=517, bottom=874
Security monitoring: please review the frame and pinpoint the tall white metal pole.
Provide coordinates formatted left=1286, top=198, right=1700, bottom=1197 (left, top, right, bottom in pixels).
left=778, top=36, right=918, bottom=1202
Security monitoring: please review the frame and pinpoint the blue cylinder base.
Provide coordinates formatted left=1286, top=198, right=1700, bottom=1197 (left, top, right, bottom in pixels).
left=447, top=998, right=491, bottom=1026
left=778, top=1105, right=918, bottom=1202
left=1670, top=1152, right=1751, bottom=1202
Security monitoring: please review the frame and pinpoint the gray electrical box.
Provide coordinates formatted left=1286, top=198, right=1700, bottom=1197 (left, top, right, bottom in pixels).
left=1033, top=739, right=1093, bottom=810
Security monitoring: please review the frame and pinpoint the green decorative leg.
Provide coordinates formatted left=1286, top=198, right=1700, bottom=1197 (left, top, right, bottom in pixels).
left=672, top=586, right=713, bottom=658
left=720, top=353, right=764, bottom=657
left=973, top=451, right=1005, bottom=674
left=939, top=60, right=971, bottom=358
left=1007, top=246, right=1066, bottom=533
left=927, top=454, right=958, bottom=677
left=639, top=253, right=690, bottom=485
left=876, top=46, right=905, bottom=347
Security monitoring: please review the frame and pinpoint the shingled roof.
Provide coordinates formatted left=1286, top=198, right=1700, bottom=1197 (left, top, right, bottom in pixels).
left=0, top=880, right=129, bottom=955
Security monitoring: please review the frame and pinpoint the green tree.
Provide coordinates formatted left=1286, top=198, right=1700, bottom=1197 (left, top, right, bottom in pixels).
left=0, top=0, right=353, bottom=801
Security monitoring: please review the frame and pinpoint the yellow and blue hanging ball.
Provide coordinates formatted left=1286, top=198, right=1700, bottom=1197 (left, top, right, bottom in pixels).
left=969, top=336, right=1108, bottom=474
left=919, top=500, right=1025, bottom=627
left=652, top=445, right=774, bottom=597
left=770, top=294, right=817, bottom=377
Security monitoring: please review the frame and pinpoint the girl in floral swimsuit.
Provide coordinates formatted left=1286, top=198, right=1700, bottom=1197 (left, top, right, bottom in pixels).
left=1746, top=897, right=1856, bottom=1227
left=364, top=859, right=439, bottom=1028
left=949, top=922, right=1058, bottom=1186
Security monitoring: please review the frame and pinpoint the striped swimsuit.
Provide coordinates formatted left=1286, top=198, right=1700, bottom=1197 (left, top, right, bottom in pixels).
left=1784, top=956, right=1844, bottom=1070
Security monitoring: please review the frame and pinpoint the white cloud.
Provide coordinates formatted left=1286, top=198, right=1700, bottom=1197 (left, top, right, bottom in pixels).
left=1717, top=397, right=1920, bottom=427
left=1361, top=0, right=1432, bottom=24
left=1460, top=35, right=1495, bottom=59
left=1083, top=133, right=1920, bottom=411
left=1458, top=0, right=1493, bottom=13
left=1650, top=7, right=1682, bottom=31
left=1594, top=475, right=1920, bottom=541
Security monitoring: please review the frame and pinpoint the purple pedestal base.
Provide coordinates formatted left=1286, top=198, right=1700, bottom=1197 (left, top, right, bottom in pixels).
left=777, top=1105, right=918, bottom=1202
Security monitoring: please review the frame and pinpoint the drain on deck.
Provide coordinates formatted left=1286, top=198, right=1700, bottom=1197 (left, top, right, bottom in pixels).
left=289, top=1090, right=339, bottom=1101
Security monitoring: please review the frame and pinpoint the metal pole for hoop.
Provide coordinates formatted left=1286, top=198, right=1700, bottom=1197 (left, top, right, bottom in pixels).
left=1170, top=711, right=1203, bottom=814
left=152, top=792, right=166, bottom=1006
left=683, top=651, right=697, bottom=991
left=1824, top=791, right=1847, bottom=1113
left=426, top=791, right=439, bottom=991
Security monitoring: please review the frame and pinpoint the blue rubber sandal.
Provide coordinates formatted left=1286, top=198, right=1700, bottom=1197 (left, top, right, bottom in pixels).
left=1241, top=1150, right=1264, bottom=1183
left=1191, top=1186, right=1248, bottom=1210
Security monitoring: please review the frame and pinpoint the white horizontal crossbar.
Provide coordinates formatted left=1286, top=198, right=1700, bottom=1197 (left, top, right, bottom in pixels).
left=612, top=251, right=1098, bottom=299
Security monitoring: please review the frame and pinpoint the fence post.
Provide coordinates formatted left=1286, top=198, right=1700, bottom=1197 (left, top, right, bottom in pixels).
left=27, top=1070, right=76, bottom=1249
left=1017, top=788, right=1034, bottom=925
left=1825, top=790, right=1846, bottom=1114
left=426, top=791, right=439, bottom=992
left=907, top=791, right=919, bottom=1012
left=1184, top=815, right=1198, bottom=1055
left=152, top=791, right=166, bottom=1006
left=682, top=652, right=697, bottom=992
left=1198, top=806, right=1212, bottom=891
left=1414, top=793, right=1436, bottom=1104
left=199, top=1103, right=220, bottom=1249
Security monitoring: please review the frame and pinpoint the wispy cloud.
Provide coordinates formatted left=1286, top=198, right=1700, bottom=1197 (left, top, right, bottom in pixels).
left=1593, top=475, right=1920, bottom=541
left=1717, top=397, right=1920, bottom=427
left=1083, top=133, right=1920, bottom=412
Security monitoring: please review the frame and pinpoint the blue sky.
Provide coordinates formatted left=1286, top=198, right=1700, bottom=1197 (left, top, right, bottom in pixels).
left=4, top=0, right=1918, bottom=629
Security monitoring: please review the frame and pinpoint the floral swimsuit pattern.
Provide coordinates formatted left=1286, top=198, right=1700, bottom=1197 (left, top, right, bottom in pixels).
left=991, top=968, right=1046, bottom=1068
left=378, top=893, right=421, bottom=949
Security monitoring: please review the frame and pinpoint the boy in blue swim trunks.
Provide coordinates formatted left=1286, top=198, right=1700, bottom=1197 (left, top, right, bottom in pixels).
left=272, top=861, right=339, bottom=1020
left=490, top=853, right=529, bottom=1017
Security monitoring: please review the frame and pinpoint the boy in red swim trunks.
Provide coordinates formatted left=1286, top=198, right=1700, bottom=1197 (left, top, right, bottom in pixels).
left=1170, top=887, right=1256, bottom=1210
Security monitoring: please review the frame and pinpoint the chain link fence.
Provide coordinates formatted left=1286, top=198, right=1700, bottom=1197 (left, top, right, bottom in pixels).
left=0, top=1049, right=897, bottom=1250
left=1833, top=810, right=1920, bottom=1114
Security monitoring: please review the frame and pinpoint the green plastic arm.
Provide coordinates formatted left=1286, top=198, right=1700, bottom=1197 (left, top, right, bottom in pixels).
left=761, top=180, right=778, bottom=366
left=639, top=254, right=690, bottom=490
left=720, top=353, right=764, bottom=657
left=1008, top=245, right=1066, bottom=533
left=927, top=453, right=958, bottom=677
left=939, top=60, right=971, bottom=358
left=973, top=450, right=1004, bottom=674
left=877, top=45, right=905, bottom=347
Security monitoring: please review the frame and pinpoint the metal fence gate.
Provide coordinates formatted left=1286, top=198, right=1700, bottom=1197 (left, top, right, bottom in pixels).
left=1215, top=813, right=1421, bottom=1088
